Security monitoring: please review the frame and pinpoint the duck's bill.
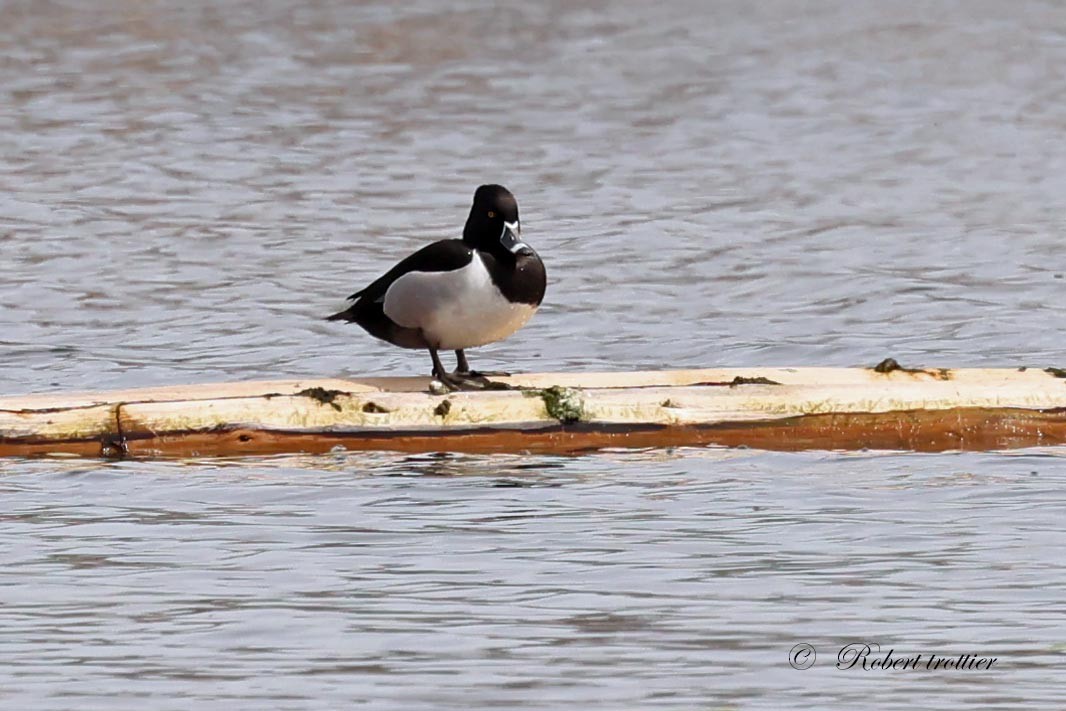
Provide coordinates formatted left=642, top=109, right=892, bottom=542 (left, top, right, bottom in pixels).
left=499, top=221, right=530, bottom=254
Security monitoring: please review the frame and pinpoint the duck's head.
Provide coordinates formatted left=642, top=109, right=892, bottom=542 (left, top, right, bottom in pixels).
left=463, top=184, right=532, bottom=257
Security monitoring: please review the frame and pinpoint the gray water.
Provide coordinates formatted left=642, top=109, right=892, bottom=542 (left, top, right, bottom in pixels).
left=2, top=0, right=1065, bottom=708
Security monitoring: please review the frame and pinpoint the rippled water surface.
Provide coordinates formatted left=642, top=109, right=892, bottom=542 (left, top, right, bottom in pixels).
left=4, top=451, right=1066, bottom=710
left=3, top=0, right=1066, bottom=708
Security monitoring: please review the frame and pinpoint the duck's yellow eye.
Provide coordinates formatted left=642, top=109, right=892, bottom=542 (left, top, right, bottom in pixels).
left=487, top=211, right=495, bottom=218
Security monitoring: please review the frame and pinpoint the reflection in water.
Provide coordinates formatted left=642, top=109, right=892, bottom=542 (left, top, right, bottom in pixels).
left=2, top=0, right=1066, bottom=707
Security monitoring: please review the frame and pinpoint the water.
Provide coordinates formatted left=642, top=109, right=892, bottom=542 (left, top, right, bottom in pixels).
left=2, top=0, right=1065, bottom=707
left=3, top=451, right=1064, bottom=709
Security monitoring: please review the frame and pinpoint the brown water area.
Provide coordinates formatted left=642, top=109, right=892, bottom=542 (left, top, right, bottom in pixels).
left=2, top=1, right=1065, bottom=708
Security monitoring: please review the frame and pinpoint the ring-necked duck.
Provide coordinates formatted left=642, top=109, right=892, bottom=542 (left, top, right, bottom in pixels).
left=327, top=185, right=546, bottom=390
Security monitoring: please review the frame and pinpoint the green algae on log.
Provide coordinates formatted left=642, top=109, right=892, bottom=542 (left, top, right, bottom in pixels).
left=525, top=385, right=586, bottom=424
left=297, top=387, right=346, bottom=412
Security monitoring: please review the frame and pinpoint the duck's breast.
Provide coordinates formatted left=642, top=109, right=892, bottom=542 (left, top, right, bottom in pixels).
left=383, top=254, right=538, bottom=350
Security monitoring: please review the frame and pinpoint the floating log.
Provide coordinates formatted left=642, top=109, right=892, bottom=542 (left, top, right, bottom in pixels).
left=2, top=366, right=1066, bottom=458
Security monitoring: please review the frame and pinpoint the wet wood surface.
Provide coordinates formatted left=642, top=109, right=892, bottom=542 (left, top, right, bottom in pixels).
left=2, top=367, right=1065, bottom=458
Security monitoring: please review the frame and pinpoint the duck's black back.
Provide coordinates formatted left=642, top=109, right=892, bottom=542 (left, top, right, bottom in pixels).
left=326, top=239, right=474, bottom=348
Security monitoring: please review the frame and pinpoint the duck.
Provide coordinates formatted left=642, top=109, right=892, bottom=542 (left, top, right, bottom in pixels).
left=327, top=184, right=546, bottom=391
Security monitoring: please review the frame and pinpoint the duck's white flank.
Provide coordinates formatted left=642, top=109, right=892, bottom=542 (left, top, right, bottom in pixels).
left=383, top=253, right=537, bottom=350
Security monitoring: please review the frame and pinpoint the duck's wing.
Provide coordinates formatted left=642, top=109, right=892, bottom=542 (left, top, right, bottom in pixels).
left=347, top=239, right=473, bottom=302
left=328, top=240, right=473, bottom=320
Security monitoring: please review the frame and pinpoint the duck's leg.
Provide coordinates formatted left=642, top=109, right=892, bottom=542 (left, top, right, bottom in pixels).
left=429, top=348, right=463, bottom=390
left=453, top=348, right=511, bottom=378
left=455, top=349, right=471, bottom=374
left=429, top=348, right=488, bottom=391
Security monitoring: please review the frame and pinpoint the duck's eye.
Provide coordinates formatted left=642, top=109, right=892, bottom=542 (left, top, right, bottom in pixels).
left=487, top=211, right=495, bottom=218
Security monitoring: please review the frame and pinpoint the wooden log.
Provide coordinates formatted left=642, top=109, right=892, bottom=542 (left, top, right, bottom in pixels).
left=2, top=366, right=1065, bottom=458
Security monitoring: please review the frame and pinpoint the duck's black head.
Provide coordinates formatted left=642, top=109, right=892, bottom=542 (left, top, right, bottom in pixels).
left=462, top=184, right=532, bottom=257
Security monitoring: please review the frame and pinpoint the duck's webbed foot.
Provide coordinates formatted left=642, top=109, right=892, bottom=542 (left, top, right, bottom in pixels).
left=452, top=349, right=511, bottom=379
left=432, top=371, right=512, bottom=392
left=455, top=372, right=512, bottom=390
left=431, top=348, right=511, bottom=392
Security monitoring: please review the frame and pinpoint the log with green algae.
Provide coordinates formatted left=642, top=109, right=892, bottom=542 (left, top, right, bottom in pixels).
left=297, top=387, right=346, bottom=412
left=525, top=385, right=586, bottom=424
left=7, top=368, right=1066, bottom=458
left=872, top=358, right=951, bottom=380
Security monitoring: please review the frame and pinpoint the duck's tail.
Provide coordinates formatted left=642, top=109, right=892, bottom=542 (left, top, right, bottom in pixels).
left=326, top=288, right=367, bottom=322
left=326, top=307, right=356, bottom=322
